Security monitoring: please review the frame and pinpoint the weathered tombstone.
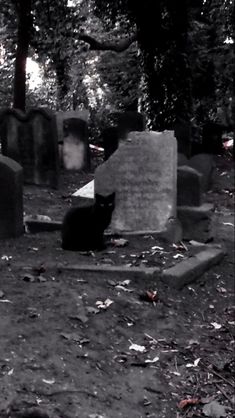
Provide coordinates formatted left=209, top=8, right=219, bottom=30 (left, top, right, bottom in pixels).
left=174, top=119, right=192, bottom=158
left=95, top=131, right=177, bottom=234
left=0, top=155, right=24, bottom=239
left=117, top=111, right=146, bottom=139
left=177, top=166, right=202, bottom=207
left=0, top=108, right=59, bottom=188
left=56, top=109, right=89, bottom=146
left=188, top=153, right=215, bottom=191
left=102, top=127, right=119, bottom=161
left=177, top=153, right=188, bottom=166
left=63, top=118, right=90, bottom=170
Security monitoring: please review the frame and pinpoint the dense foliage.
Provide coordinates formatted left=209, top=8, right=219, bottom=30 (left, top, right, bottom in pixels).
left=0, top=0, right=233, bottom=136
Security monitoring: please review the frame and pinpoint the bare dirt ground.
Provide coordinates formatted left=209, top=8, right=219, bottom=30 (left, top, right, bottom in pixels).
left=0, top=153, right=234, bottom=418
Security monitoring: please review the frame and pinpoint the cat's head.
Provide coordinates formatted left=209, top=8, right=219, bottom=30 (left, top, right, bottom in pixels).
left=95, top=193, right=115, bottom=210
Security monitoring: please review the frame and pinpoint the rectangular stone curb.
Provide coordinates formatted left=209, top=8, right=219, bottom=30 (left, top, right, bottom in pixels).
left=161, top=247, right=226, bottom=289
left=25, top=220, right=62, bottom=233
left=49, top=263, right=161, bottom=279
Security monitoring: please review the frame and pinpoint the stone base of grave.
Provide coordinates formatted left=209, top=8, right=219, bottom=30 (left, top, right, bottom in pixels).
left=177, top=203, right=214, bottom=242
left=107, top=217, right=183, bottom=243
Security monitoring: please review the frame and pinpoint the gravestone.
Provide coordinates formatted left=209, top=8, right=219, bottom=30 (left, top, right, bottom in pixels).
left=95, top=130, right=177, bottom=234
left=174, top=119, right=192, bottom=158
left=63, top=118, right=90, bottom=170
left=0, top=108, right=59, bottom=188
left=177, top=166, right=202, bottom=207
left=0, top=155, right=23, bottom=239
left=189, top=153, right=215, bottom=191
left=56, top=109, right=89, bottom=146
left=177, top=153, right=188, bottom=166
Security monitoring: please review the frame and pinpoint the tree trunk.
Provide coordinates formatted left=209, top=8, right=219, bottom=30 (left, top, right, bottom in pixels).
left=132, top=1, right=193, bottom=130
left=13, top=0, right=32, bottom=111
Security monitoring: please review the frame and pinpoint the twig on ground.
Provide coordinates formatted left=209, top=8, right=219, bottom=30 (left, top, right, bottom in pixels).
left=215, top=383, right=234, bottom=405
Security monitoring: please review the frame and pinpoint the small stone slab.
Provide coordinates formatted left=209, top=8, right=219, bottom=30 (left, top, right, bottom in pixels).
left=162, top=246, right=226, bottom=289
left=25, top=220, right=62, bottom=233
left=72, top=180, right=94, bottom=206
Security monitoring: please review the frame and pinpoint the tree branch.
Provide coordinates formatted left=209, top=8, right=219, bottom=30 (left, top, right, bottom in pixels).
left=78, top=32, right=137, bottom=52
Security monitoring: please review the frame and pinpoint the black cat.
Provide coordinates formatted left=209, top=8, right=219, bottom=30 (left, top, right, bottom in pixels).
left=61, top=192, right=115, bottom=251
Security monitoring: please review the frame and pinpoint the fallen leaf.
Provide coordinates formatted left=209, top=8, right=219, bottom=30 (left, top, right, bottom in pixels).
left=1, top=255, right=12, bottom=261
left=115, top=285, right=133, bottom=292
left=96, top=299, right=113, bottom=309
left=173, top=253, right=184, bottom=259
left=178, top=398, right=200, bottom=409
left=211, top=322, right=222, bottom=330
left=145, top=356, right=159, bottom=363
left=111, top=238, right=129, bottom=247
left=61, top=332, right=90, bottom=344
left=42, top=378, right=55, bottom=385
left=129, top=343, right=146, bottom=353
left=186, top=358, right=201, bottom=368
left=151, top=246, right=164, bottom=251
left=23, top=273, right=35, bottom=282
left=202, top=400, right=227, bottom=417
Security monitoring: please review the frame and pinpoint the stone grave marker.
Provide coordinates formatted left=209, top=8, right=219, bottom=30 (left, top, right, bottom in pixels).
left=178, top=153, right=188, bottom=166
left=63, top=118, right=90, bottom=170
left=177, top=166, right=202, bottom=207
left=0, top=108, right=59, bottom=188
left=0, top=155, right=24, bottom=239
left=174, top=118, right=192, bottom=158
left=95, top=130, right=177, bottom=234
left=56, top=109, right=89, bottom=146
left=189, top=153, right=215, bottom=191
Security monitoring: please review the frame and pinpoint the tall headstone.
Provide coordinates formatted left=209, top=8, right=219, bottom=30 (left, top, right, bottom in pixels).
left=0, top=108, right=59, bottom=188
left=188, top=153, right=215, bottom=191
left=63, top=117, right=90, bottom=170
left=95, top=131, right=177, bottom=233
left=177, top=166, right=202, bottom=207
left=174, top=118, right=192, bottom=158
left=0, top=155, right=23, bottom=239
left=56, top=109, right=89, bottom=146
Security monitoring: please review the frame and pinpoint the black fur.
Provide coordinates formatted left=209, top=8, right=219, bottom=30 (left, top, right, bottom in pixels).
left=61, top=193, right=115, bottom=251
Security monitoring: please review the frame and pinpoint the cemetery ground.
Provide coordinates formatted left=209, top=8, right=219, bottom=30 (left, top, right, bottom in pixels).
left=0, top=153, right=234, bottom=418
